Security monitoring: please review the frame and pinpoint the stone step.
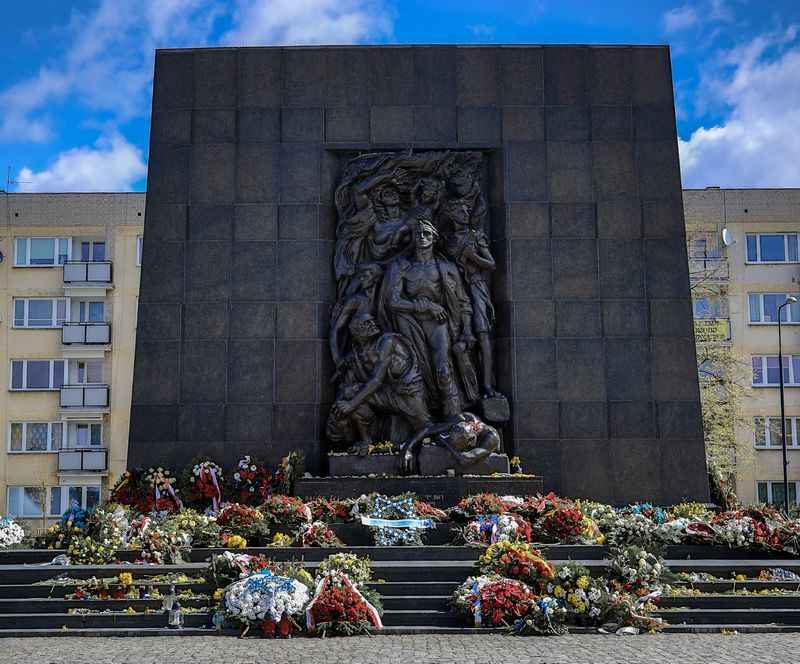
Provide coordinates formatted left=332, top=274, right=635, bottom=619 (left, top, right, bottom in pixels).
left=368, top=581, right=459, bottom=595
left=0, top=598, right=210, bottom=614
left=657, top=608, right=800, bottom=625
left=660, top=624, right=800, bottom=634
left=660, top=594, right=800, bottom=609
left=379, top=595, right=450, bottom=611
left=673, top=580, right=800, bottom=592
left=0, top=583, right=211, bottom=599
left=0, top=612, right=212, bottom=629
left=380, top=609, right=460, bottom=627
left=0, top=564, right=208, bottom=585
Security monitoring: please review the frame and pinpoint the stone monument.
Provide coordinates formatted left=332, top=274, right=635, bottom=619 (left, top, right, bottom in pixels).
left=129, top=44, right=709, bottom=505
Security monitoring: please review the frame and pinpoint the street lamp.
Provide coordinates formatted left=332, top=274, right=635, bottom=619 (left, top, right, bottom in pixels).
left=777, top=295, right=797, bottom=515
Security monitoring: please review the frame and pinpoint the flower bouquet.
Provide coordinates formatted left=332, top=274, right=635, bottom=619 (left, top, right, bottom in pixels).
left=0, top=517, right=25, bottom=549
left=451, top=576, right=536, bottom=627
left=182, top=459, right=224, bottom=511
left=357, top=494, right=433, bottom=546
left=141, top=467, right=182, bottom=514
left=162, top=508, right=221, bottom=548
left=297, top=521, right=344, bottom=548
left=606, top=513, right=664, bottom=549
left=538, top=507, right=593, bottom=544
left=306, top=571, right=382, bottom=636
left=414, top=500, right=449, bottom=522
left=224, top=570, right=310, bottom=637
left=271, top=451, right=305, bottom=496
left=211, top=551, right=272, bottom=588
left=478, top=542, right=555, bottom=591
left=307, top=497, right=354, bottom=523
left=109, top=470, right=144, bottom=509
left=510, top=596, right=569, bottom=635
left=518, top=492, right=574, bottom=520
left=139, top=520, right=191, bottom=565
left=217, top=503, right=271, bottom=546
left=261, top=495, right=312, bottom=532
left=608, top=545, right=671, bottom=594
left=449, top=493, right=518, bottom=521
left=459, top=514, right=533, bottom=545
left=228, top=456, right=272, bottom=506
left=67, top=534, right=118, bottom=564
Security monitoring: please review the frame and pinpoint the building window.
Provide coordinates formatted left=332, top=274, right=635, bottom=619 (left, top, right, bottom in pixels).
left=12, top=298, right=68, bottom=328
left=757, top=480, right=799, bottom=507
left=75, top=301, right=105, bottom=323
left=73, top=359, right=103, bottom=384
left=8, top=422, right=63, bottom=452
left=67, top=422, right=103, bottom=448
left=751, top=355, right=800, bottom=386
left=7, top=485, right=100, bottom=518
left=746, top=233, right=800, bottom=263
left=80, top=240, right=106, bottom=262
left=9, top=359, right=66, bottom=391
left=754, top=416, right=799, bottom=448
left=136, top=235, right=143, bottom=266
left=14, top=237, right=71, bottom=267
left=748, top=293, right=800, bottom=324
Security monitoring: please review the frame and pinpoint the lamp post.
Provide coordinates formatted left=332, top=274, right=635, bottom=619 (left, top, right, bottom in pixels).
left=777, top=296, right=797, bottom=515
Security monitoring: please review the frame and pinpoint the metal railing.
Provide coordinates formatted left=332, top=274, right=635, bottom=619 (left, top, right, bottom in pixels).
left=58, top=448, right=108, bottom=472
left=62, top=322, right=111, bottom=345
left=59, top=384, right=110, bottom=408
left=63, top=260, right=112, bottom=284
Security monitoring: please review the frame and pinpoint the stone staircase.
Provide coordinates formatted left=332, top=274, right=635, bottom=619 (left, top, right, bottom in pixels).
left=0, top=545, right=797, bottom=636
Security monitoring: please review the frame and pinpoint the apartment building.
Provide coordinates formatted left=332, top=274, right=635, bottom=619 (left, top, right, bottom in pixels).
left=0, top=192, right=143, bottom=529
left=685, top=188, right=800, bottom=506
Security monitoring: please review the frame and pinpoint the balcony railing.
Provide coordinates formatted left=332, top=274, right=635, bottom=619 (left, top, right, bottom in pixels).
left=63, top=260, right=112, bottom=285
left=60, top=384, right=110, bottom=408
left=58, top=448, right=108, bottom=472
left=62, top=322, right=111, bottom=345
left=689, top=257, right=729, bottom=283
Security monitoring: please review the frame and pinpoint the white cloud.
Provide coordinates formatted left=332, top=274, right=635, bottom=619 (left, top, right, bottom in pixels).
left=663, top=5, right=699, bottom=33
left=16, top=132, right=147, bottom=192
left=221, top=0, right=392, bottom=45
left=0, top=0, right=221, bottom=143
left=679, top=26, right=800, bottom=187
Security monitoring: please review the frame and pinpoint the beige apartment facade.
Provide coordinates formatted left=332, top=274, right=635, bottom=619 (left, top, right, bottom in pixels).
left=0, top=192, right=143, bottom=530
left=685, top=188, right=800, bottom=506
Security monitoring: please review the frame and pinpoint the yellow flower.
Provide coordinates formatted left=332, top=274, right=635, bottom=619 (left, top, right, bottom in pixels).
left=118, top=573, right=133, bottom=587
left=212, top=588, right=225, bottom=602
left=576, top=576, right=589, bottom=590
left=554, top=585, right=564, bottom=598
left=734, top=574, right=746, bottom=582
left=226, top=535, right=247, bottom=549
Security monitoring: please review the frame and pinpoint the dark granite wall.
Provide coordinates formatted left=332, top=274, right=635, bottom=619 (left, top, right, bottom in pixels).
left=129, top=45, right=709, bottom=504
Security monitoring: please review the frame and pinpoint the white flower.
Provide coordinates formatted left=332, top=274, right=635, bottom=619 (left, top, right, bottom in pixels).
left=234, top=473, right=240, bottom=481
left=589, top=606, right=601, bottom=618
left=588, top=588, right=601, bottom=602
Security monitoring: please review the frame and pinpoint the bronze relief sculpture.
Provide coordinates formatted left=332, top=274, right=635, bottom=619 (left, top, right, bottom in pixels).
left=327, top=151, right=508, bottom=473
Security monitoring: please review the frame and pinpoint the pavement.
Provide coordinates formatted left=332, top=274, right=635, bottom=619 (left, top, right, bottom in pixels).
left=2, top=633, right=798, bottom=664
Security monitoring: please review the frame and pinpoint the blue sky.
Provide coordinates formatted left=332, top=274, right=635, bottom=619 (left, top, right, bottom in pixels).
left=0, top=0, right=798, bottom=192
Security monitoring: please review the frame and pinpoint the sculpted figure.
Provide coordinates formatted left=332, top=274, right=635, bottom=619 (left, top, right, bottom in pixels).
left=442, top=172, right=498, bottom=397
left=400, top=412, right=501, bottom=474
left=329, top=263, right=383, bottom=372
left=381, top=216, right=479, bottom=417
left=326, top=314, right=430, bottom=455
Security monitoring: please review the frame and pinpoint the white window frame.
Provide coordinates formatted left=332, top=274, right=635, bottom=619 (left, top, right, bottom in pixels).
left=751, top=354, right=800, bottom=387
left=7, top=484, right=102, bottom=518
left=13, top=237, right=72, bottom=267
left=756, top=480, right=800, bottom=506
left=67, top=421, right=104, bottom=448
left=75, top=300, right=106, bottom=323
left=12, top=297, right=69, bottom=328
left=753, top=416, right=800, bottom=448
left=136, top=235, right=143, bottom=267
left=9, top=359, right=67, bottom=391
left=746, top=233, right=800, bottom=264
left=748, top=293, right=800, bottom=325
left=8, top=422, right=64, bottom=453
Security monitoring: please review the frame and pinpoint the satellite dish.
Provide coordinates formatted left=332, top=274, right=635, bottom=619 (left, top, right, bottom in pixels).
left=721, top=227, right=734, bottom=246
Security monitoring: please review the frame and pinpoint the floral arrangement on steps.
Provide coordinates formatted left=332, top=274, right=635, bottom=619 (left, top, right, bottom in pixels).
left=306, top=571, right=383, bottom=637
left=261, top=495, right=312, bottom=532
left=538, top=506, right=602, bottom=544
left=354, top=493, right=433, bottom=546
left=0, top=517, right=25, bottom=549
left=182, top=459, right=224, bottom=512
left=228, top=456, right=272, bottom=506
left=297, top=521, right=344, bottom=548
left=457, top=514, right=533, bottom=545
left=478, top=542, right=555, bottom=592
left=216, top=503, right=271, bottom=546
left=306, top=497, right=354, bottom=523
left=141, top=467, right=182, bottom=513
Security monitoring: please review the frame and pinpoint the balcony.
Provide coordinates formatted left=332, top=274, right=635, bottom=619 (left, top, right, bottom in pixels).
left=59, top=384, right=110, bottom=411
left=63, top=261, right=113, bottom=295
left=689, top=257, right=729, bottom=283
left=62, top=322, right=111, bottom=346
left=58, top=448, right=108, bottom=472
